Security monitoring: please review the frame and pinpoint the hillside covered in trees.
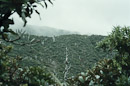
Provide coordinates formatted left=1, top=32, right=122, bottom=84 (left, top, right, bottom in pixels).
left=1, top=26, right=130, bottom=86
left=1, top=0, right=130, bottom=85
left=8, top=34, right=110, bottom=80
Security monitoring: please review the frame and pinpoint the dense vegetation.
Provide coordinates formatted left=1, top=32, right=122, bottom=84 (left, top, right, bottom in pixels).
left=0, top=0, right=52, bottom=42
left=67, top=26, right=130, bottom=86
left=0, top=0, right=59, bottom=86
left=6, top=34, right=108, bottom=79
left=0, top=0, right=130, bottom=86
left=1, top=26, right=130, bottom=86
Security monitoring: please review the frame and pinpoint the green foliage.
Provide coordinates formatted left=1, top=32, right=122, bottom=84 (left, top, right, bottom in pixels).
left=67, top=59, right=121, bottom=86
left=116, top=75, right=130, bottom=86
left=97, top=26, right=130, bottom=74
left=0, top=0, right=60, bottom=86
left=97, top=26, right=130, bottom=56
left=0, top=44, right=56, bottom=86
left=67, top=56, right=130, bottom=86
left=67, top=26, right=130, bottom=86
left=22, top=66, right=55, bottom=86
left=1, top=1, right=130, bottom=85
left=0, top=0, right=52, bottom=41
left=8, top=34, right=109, bottom=80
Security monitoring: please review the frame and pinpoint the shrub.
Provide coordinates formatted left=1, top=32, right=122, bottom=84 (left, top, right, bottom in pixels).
left=0, top=44, right=56, bottom=86
left=67, top=26, right=130, bottom=86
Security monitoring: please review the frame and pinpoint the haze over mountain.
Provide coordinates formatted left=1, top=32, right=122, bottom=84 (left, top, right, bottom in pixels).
left=10, top=21, right=78, bottom=37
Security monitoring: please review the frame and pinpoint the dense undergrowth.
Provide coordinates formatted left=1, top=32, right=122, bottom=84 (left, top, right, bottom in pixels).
left=8, top=34, right=109, bottom=80
left=1, top=0, right=129, bottom=85
left=0, top=44, right=57, bottom=86
left=67, top=26, right=130, bottom=86
left=0, top=26, right=130, bottom=86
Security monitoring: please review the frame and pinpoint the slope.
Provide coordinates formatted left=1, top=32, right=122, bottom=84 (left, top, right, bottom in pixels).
left=8, top=34, right=110, bottom=80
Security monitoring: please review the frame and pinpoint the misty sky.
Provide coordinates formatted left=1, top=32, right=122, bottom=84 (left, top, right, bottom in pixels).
left=15, top=0, right=130, bottom=35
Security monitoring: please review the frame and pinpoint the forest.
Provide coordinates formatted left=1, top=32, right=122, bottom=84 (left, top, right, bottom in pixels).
left=8, top=34, right=109, bottom=80
left=0, top=0, right=130, bottom=86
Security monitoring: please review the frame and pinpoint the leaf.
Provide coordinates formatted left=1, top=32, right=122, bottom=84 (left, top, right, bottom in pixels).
left=3, top=19, right=14, bottom=29
left=48, top=0, right=53, bottom=4
left=35, top=10, right=41, bottom=20
left=33, top=5, right=37, bottom=7
left=21, top=12, right=27, bottom=27
left=35, top=10, right=40, bottom=15
left=78, top=76, right=84, bottom=83
left=20, top=84, right=28, bottom=86
left=6, top=19, right=14, bottom=24
left=44, top=1, right=47, bottom=8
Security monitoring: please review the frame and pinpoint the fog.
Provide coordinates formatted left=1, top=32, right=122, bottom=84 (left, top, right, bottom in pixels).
left=14, top=0, right=130, bottom=35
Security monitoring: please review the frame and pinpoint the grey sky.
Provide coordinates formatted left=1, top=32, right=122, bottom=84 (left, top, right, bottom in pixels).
left=18, top=0, right=130, bottom=35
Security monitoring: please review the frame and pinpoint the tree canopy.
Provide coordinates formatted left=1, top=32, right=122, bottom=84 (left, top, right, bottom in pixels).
left=0, top=0, right=53, bottom=41
left=97, top=26, right=130, bottom=57
left=68, top=26, right=130, bottom=86
left=1, top=1, right=130, bottom=86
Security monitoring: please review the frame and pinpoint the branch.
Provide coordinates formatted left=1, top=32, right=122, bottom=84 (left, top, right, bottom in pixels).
left=3, top=30, right=41, bottom=46
left=63, top=47, right=71, bottom=86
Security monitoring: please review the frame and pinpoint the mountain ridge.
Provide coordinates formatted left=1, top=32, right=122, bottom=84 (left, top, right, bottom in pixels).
left=10, top=23, right=78, bottom=37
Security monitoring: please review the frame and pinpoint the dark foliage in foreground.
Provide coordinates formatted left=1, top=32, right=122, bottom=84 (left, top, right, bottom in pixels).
left=67, top=26, right=130, bottom=86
